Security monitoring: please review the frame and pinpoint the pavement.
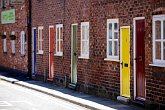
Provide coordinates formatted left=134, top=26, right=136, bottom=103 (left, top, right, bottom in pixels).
left=0, top=72, right=144, bottom=110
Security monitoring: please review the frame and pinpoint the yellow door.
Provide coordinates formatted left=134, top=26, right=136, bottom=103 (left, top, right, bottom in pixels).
left=120, top=26, right=130, bottom=98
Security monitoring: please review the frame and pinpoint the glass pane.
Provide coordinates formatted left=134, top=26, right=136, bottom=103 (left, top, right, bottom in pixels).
left=82, top=26, right=85, bottom=40
left=114, top=32, right=118, bottom=39
left=60, top=40, right=63, bottom=53
left=155, top=41, right=161, bottom=59
left=86, top=41, right=89, bottom=55
left=108, top=41, right=112, bottom=56
left=60, top=27, right=63, bottom=39
left=163, top=20, right=165, bottom=39
left=56, top=28, right=59, bottom=40
left=109, top=23, right=112, bottom=39
left=114, top=23, right=118, bottom=31
left=82, top=41, right=85, bottom=55
left=57, top=41, right=59, bottom=52
left=86, top=26, right=89, bottom=40
left=155, top=21, right=161, bottom=39
left=164, top=42, right=165, bottom=60
left=114, top=41, right=118, bottom=56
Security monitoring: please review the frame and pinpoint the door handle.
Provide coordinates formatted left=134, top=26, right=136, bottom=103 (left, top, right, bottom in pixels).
left=134, top=56, right=143, bottom=61
left=74, top=52, right=77, bottom=56
left=49, top=52, right=53, bottom=54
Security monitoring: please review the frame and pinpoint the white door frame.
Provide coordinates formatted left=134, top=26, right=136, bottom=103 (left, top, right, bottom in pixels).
left=133, top=17, right=145, bottom=100
left=120, top=26, right=130, bottom=96
left=71, top=23, right=78, bottom=84
left=49, top=25, right=54, bottom=79
left=32, top=27, right=36, bottom=76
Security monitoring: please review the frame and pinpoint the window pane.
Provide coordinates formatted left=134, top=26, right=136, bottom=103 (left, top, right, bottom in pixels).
left=86, top=26, right=89, bottom=40
left=82, top=41, right=85, bottom=55
left=60, top=40, right=63, bottom=53
left=57, top=28, right=59, bottom=40
left=57, top=41, right=59, bottom=52
left=114, top=23, right=118, bottom=31
left=108, top=41, right=112, bottom=56
left=86, top=41, right=89, bottom=55
left=155, top=21, right=161, bottom=39
left=82, top=26, right=85, bottom=40
left=163, top=42, right=165, bottom=60
left=155, top=42, right=161, bottom=59
left=60, top=27, right=63, bottom=39
left=114, top=32, right=118, bottom=39
left=109, top=23, right=112, bottom=39
left=114, top=41, right=118, bottom=56
left=163, top=20, right=165, bottom=39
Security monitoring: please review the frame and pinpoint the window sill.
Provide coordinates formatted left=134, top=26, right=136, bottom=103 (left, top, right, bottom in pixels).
left=104, top=58, right=120, bottom=62
left=37, top=51, right=44, bottom=55
left=78, top=56, right=89, bottom=59
left=149, top=63, right=165, bottom=67
left=3, top=52, right=7, bottom=54
left=54, top=53, right=63, bottom=57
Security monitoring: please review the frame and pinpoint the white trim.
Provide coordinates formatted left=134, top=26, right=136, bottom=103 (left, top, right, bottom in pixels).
left=11, top=31, right=15, bottom=54
left=152, top=15, right=165, bottom=65
left=149, top=63, right=165, bottom=67
left=49, top=25, right=54, bottom=79
left=80, top=22, right=90, bottom=59
left=78, top=56, right=89, bottom=59
left=71, top=23, right=78, bottom=84
left=55, top=24, right=63, bottom=56
left=133, top=17, right=145, bottom=100
left=106, top=18, right=119, bottom=60
left=104, top=58, right=119, bottom=62
left=38, top=26, right=44, bottom=54
left=120, top=26, right=131, bottom=96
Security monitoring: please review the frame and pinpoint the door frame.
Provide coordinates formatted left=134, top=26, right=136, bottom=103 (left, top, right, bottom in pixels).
left=49, top=25, right=54, bottom=79
left=32, top=27, right=36, bottom=76
left=71, top=23, right=78, bottom=84
left=120, top=26, right=131, bottom=96
left=133, top=17, right=145, bottom=100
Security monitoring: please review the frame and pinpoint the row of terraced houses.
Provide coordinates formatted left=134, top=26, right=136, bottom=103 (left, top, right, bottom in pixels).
left=0, top=0, right=165, bottom=109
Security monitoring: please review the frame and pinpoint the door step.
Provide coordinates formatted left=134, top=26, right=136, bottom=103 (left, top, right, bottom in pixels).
left=68, top=83, right=77, bottom=90
left=132, top=99, right=145, bottom=107
left=117, top=96, right=130, bottom=104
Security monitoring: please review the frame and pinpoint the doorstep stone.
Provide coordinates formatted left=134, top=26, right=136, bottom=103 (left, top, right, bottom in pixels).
left=117, top=96, right=130, bottom=104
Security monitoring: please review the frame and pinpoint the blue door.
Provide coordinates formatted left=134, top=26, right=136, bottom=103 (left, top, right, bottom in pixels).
left=32, top=28, right=36, bottom=76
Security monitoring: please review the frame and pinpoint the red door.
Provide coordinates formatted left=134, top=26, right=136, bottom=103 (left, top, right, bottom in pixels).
left=136, top=19, right=145, bottom=100
left=49, top=26, right=54, bottom=80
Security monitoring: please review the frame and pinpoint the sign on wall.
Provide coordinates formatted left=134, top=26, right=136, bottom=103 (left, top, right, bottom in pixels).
left=11, top=0, right=24, bottom=5
left=1, top=9, right=15, bottom=24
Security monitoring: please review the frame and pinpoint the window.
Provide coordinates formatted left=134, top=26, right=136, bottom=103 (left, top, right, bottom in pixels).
left=11, top=31, right=15, bottom=54
left=38, top=26, right=43, bottom=54
left=1, top=0, right=6, bottom=7
left=106, top=19, right=119, bottom=61
left=3, top=32, right=7, bottom=53
left=9, top=0, right=12, bottom=5
left=20, top=31, right=25, bottom=55
left=55, top=24, right=63, bottom=56
left=153, top=15, right=165, bottom=66
left=80, top=22, right=89, bottom=58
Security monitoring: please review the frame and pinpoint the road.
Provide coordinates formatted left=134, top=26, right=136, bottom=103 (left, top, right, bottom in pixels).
left=0, top=80, right=89, bottom=110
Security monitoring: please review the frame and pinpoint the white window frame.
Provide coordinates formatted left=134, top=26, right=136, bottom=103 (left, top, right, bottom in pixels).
left=1, top=0, right=6, bottom=7
left=20, top=31, right=25, bottom=55
left=3, top=32, right=7, bottom=53
left=11, top=31, right=15, bottom=54
left=79, top=22, right=89, bottom=59
left=152, top=15, right=165, bottom=67
left=105, top=19, right=119, bottom=61
left=37, top=26, right=44, bottom=54
left=55, top=24, right=63, bottom=56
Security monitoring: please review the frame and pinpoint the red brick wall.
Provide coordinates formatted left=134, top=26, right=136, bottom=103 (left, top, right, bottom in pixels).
left=0, top=0, right=29, bottom=73
left=31, top=0, right=165, bottom=108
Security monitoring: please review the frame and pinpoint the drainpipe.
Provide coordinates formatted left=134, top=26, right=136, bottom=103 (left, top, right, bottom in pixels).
left=27, top=0, right=32, bottom=79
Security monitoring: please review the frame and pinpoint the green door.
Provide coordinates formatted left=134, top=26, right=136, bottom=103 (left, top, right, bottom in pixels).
left=71, top=24, right=77, bottom=84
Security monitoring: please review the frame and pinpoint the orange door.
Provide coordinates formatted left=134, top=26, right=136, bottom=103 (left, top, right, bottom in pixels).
left=49, top=26, right=55, bottom=80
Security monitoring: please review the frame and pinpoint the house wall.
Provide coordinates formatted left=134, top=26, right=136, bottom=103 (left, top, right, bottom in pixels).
left=0, top=0, right=29, bottom=74
left=31, top=0, right=165, bottom=108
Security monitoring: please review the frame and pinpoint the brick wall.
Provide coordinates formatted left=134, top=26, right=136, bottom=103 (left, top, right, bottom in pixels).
left=0, top=0, right=29, bottom=74
left=31, top=0, right=165, bottom=108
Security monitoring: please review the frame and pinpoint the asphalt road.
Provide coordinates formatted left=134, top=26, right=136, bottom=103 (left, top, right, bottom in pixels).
left=0, top=80, right=89, bottom=110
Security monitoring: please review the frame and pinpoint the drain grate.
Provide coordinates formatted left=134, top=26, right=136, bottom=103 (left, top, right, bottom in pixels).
left=0, top=101, right=12, bottom=107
